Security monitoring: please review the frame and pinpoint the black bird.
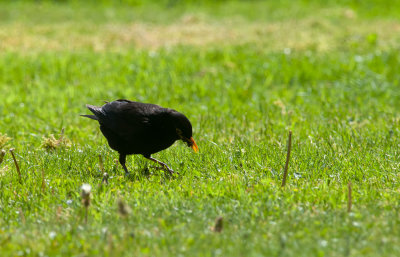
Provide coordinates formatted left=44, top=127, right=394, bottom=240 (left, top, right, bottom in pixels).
left=81, top=99, right=198, bottom=175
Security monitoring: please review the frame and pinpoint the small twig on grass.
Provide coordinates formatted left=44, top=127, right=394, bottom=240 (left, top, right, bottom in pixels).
left=281, top=131, right=292, bottom=187
left=347, top=182, right=352, bottom=212
left=9, top=148, right=22, bottom=183
left=0, top=150, right=6, bottom=165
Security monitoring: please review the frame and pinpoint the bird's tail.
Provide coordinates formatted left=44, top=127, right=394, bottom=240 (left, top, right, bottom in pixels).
left=80, top=114, right=98, bottom=120
left=81, top=104, right=104, bottom=120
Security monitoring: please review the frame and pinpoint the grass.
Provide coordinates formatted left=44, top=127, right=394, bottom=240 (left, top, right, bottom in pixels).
left=2, top=1, right=400, bottom=52
left=1, top=0, right=400, bottom=256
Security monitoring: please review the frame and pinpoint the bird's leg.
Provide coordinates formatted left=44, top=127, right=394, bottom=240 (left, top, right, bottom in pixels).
left=145, top=156, right=177, bottom=175
left=119, top=154, right=130, bottom=175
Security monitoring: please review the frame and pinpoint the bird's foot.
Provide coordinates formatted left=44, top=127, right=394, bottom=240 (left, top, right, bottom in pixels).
left=146, top=156, right=179, bottom=176
left=165, top=167, right=177, bottom=175
left=166, top=166, right=181, bottom=175
left=152, top=165, right=177, bottom=175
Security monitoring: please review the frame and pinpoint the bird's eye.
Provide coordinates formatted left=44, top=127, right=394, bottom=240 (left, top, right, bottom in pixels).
left=176, top=128, right=183, bottom=136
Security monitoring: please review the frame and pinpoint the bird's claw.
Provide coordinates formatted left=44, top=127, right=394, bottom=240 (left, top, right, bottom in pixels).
left=160, top=166, right=178, bottom=175
left=150, top=166, right=178, bottom=175
left=161, top=164, right=179, bottom=175
left=166, top=168, right=176, bottom=175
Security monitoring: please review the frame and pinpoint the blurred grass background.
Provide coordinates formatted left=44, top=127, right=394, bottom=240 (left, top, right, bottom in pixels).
left=1, top=0, right=400, bottom=256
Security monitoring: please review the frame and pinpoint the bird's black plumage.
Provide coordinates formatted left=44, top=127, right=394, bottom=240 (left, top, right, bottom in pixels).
left=82, top=99, right=198, bottom=175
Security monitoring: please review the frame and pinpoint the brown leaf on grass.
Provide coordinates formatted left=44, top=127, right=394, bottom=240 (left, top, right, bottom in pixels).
left=211, top=216, right=224, bottom=233
left=118, top=198, right=131, bottom=218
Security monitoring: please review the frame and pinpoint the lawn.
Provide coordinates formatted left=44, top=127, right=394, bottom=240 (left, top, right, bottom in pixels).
left=1, top=0, right=400, bottom=256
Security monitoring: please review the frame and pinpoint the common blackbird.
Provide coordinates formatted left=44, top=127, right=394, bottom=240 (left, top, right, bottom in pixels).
left=81, top=99, right=198, bottom=175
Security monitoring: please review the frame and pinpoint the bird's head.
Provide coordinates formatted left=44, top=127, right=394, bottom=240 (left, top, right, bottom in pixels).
left=171, top=111, right=198, bottom=152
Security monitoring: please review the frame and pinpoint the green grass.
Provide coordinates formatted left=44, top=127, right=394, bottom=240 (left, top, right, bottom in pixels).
left=1, top=1, right=400, bottom=256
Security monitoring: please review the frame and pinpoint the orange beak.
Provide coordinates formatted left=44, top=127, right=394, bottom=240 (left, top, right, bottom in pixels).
left=190, top=137, right=199, bottom=152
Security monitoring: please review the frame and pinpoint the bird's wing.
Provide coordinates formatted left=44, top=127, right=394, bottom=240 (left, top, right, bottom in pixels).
left=98, top=100, right=161, bottom=140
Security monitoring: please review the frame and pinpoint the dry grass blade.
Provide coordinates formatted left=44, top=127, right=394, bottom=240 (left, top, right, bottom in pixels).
left=281, top=131, right=292, bottom=187
left=59, top=128, right=64, bottom=141
left=99, top=155, right=105, bottom=173
left=56, top=206, right=62, bottom=222
left=108, top=233, right=114, bottom=252
left=0, top=133, right=11, bottom=149
left=18, top=207, right=26, bottom=225
left=348, top=182, right=352, bottom=212
left=41, top=128, right=71, bottom=151
left=9, top=148, right=22, bottom=183
left=41, top=134, right=60, bottom=150
left=41, top=169, right=46, bottom=192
